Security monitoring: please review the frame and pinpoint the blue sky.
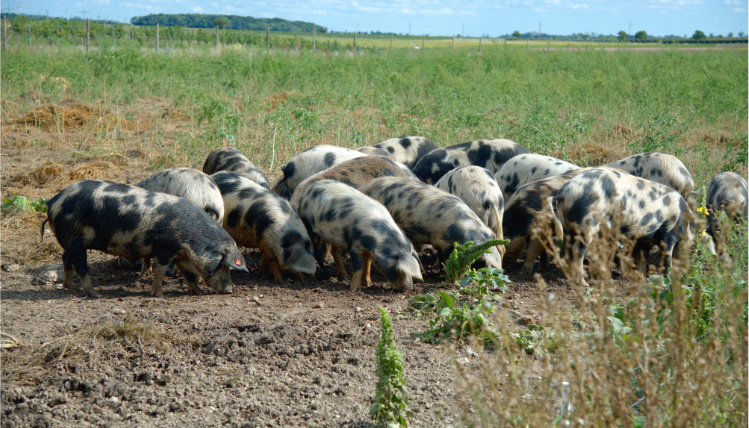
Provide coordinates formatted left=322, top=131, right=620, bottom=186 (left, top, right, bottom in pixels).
left=4, top=0, right=747, bottom=37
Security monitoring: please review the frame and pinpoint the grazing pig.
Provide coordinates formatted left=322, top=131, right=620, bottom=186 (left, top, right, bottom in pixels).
left=552, top=168, right=693, bottom=285
left=705, top=172, right=748, bottom=254
left=494, top=154, right=579, bottom=199
left=502, top=168, right=594, bottom=275
left=289, top=156, right=417, bottom=209
left=136, top=168, right=224, bottom=224
left=212, top=172, right=316, bottom=282
left=41, top=180, right=248, bottom=298
left=434, top=166, right=505, bottom=243
left=203, top=147, right=270, bottom=189
left=296, top=180, right=423, bottom=291
left=412, top=138, right=529, bottom=184
left=272, top=145, right=366, bottom=198
left=368, top=136, right=438, bottom=169
left=359, top=177, right=503, bottom=269
left=606, top=152, right=694, bottom=199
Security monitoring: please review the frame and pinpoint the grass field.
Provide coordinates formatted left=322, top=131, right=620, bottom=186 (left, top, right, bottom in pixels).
left=2, top=42, right=747, bottom=425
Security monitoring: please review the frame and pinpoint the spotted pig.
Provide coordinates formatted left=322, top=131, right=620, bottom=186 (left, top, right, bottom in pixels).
left=494, top=154, right=579, bottom=199
left=203, top=147, right=269, bottom=189
left=296, top=180, right=423, bottom=291
left=359, top=177, right=503, bottom=269
left=211, top=172, right=316, bottom=282
left=412, top=138, right=529, bottom=184
left=434, top=166, right=505, bottom=244
left=289, top=156, right=417, bottom=210
left=552, top=168, right=693, bottom=285
left=40, top=180, right=248, bottom=298
left=705, top=172, right=748, bottom=254
left=606, top=152, right=694, bottom=199
left=272, top=145, right=366, bottom=198
left=136, top=168, right=224, bottom=224
left=367, top=136, right=437, bottom=169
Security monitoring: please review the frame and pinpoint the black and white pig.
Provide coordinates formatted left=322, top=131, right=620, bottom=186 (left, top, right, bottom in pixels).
left=551, top=168, right=693, bottom=285
left=412, top=138, right=529, bottom=184
left=136, top=168, right=224, bottom=224
left=272, top=145, right=366, bottom=198
left=434, top=166, right=505, bottom=244
left=203, top=147, right=270, bottom=189
left=502, top=168, right=593, bottom=275
left=296, top=180, right=422, bottom=291
left=356, top=146, right=393, bottom=158
left=366, top=136, right=437, bottom=169
left=494, top=154, right=579, bottom=199
left=211, top=172, right=316, bottom=282
left=289, top=155, right=418, bottom=210
left=41, top=180, right=248, bottom=298
left=606, top=152, right=694, bottom=199
left=359, top=177, right=503, bottom=269
left=705, top=171, right=748, bottom=254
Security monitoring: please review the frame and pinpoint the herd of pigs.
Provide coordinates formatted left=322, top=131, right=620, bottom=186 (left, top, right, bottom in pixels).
left=40, top=137, right=748, bottom=298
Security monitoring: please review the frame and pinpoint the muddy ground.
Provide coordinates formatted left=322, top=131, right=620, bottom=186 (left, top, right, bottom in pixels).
left=1, top=101, right=582, bottom=427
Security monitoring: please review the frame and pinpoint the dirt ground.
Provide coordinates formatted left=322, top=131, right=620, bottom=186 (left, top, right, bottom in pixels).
left=1, top=101, right=579, bottom=427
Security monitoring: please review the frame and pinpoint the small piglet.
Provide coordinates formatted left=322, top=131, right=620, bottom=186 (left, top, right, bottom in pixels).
left=272, top=145, right=366, bottom=198
left=136, top=167, right=224, bottom=224
left=203, top=147, right=270, bottom=189
left=412, top=138, right=529, bottom=184
left=41, top=180, right=247, bottom=298
left=296, top=179, right=422, bottom=291
left=359, top=177, right=503, bottom=269
left=212, top=171, right=316, bottom=282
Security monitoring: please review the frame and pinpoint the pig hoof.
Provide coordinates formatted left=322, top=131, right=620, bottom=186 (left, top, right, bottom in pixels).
left=84, top=290, right=100, bottom=299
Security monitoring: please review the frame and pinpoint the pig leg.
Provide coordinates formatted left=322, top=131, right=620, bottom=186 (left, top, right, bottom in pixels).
left=503, top=237, right=527, bottom=267
left=349, top=251, right=371, bottom=292
left=140, top=257, right=152, bottom=277
left=175, top=261, right=203, bottom=295
left=565, top=233, right=588, bottom=286
left=150, top=262, right=169, bottom=297
left=61, top=251, right=76, bottom=292
left=520, top=238, right=545, bottom=276
left=332, top=247, right=349, bottom=280
left=66, top=242, right=99, bottom=298
left=260, top=252, right=284, bottom=283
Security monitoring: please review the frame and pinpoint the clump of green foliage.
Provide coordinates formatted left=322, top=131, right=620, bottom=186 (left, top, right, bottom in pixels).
left=443, top=239, right=507, bottom=284
left=370, top=307, right=412, bottom=428
left=1, top=195, right=47, bottom=216
left=416, top=291, right=499, bottom=346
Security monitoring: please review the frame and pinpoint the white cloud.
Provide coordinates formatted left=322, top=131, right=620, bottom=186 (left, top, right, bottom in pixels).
left=734, top=7, right=747, bottom=12
left=569, top=3, right=589, bottom=9
left=192, top=6, right=203, bottom=13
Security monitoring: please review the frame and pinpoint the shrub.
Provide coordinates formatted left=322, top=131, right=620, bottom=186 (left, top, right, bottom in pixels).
left=370, top=307, right=412, bottom=427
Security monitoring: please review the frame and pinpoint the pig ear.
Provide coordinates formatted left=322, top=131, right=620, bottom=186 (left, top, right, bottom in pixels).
left=224, top=249, right=248, bottom=273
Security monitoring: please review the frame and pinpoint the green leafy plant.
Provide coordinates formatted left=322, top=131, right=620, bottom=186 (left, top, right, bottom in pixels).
left=1, top=195, right=47, bottom=215
left=417, top=291, right=498, bottom=346
left=459, top=267, right=511, bottom=297
left=443, top=239, right=507, bottom=285
left=512, top=325, right=557, bottom=355
left=370, top=307, right=412, bottom=428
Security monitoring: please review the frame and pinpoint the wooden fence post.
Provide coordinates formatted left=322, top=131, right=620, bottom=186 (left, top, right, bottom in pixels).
left=390, top=33, right=393, bottom=49
left=112, top=26, right=116, bottom=48
left=478, top=37, right=482, bottom=54
left=86, top=19, right=89, bottom=54
left=215, top=25, right=219, bottom=50
left=313, top=26, right=316, bottom=51
left=1, top=17, right=6, bottom=50
left=452, top=35, right=455, bottom=52
left=421, top=34, right=425, bottom=50
left=353, top=32, right=356, bottom=51
left=266, top=26, right=270, bottom=50
left=156, top=23, right=160, bottom=52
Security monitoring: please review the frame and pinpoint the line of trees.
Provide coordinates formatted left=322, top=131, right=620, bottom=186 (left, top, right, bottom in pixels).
left=130, top=14, right=326, bottom=33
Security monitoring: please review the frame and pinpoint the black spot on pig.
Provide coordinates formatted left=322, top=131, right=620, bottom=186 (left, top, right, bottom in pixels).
left=324, top=153, right=336, bottom=168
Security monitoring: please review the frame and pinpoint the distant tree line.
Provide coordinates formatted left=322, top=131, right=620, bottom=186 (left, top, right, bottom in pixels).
left=506, top=28, right=747, bottom=43
left=130, top=14, right=326, bottom=33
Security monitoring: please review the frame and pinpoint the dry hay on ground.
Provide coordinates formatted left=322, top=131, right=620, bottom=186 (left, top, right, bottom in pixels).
left=9, top=160, right=121, bottom=187
left=553, top=141, right=630, bottom=167
left=7, top=101, right=140, bottom=133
